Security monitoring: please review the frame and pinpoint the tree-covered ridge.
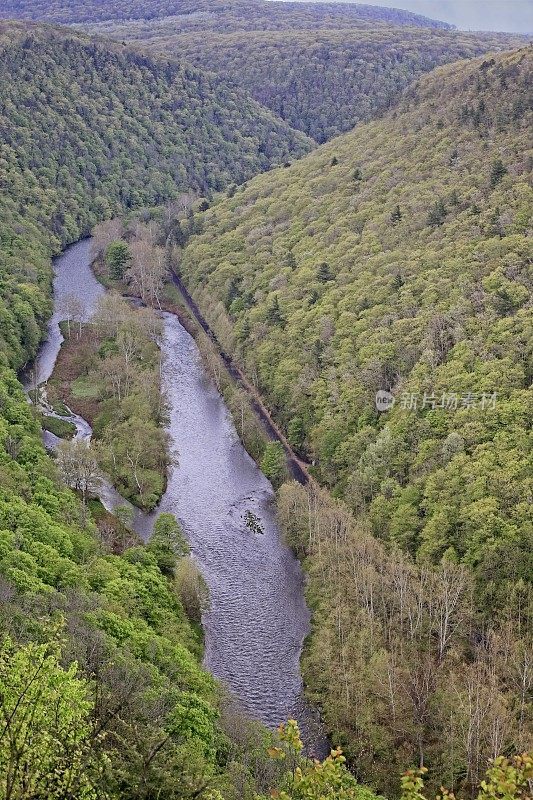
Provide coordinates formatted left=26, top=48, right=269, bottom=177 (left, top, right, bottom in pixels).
left=119, top=26, right=527, bottom=142
left=0, top=20, right=310, bottom=372
left=0, top=0, right=454, bottom=29
left=0, top=18, right=380, bottom=796
left=180, top=49, right=532, bottom=606
left=78, top=3, right=524, bottom=142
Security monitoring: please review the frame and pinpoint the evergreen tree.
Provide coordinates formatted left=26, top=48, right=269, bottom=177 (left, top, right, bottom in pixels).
left=427, top=198, right=447, bottom=227
left=105, top=240, right=131, bottom=280
left=490, top=158, right=507, bottom=188
left=266, top=295, right=285, bottom=327
left=285, top=250, right=297, bottom=270
left=390, top=205, right=402, bottom=225
left=317, top=261, right=333, bottom=282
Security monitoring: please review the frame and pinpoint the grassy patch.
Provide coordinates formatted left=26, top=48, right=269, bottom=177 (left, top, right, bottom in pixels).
left=41, top=414, right=77, bottom=439
left=71, top=376, right=99, bottom=399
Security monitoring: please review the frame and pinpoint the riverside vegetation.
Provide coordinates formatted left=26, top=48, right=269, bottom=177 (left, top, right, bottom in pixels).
left=47, top=295, right=169, bottom=510
left=0, top=5, right=530, bottom=800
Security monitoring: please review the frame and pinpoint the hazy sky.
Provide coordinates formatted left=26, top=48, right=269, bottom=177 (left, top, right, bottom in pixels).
left=299, top=1, right=533, bottom=32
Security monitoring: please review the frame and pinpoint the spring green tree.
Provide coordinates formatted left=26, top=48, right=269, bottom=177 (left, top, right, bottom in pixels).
left=147, top=512, right=190, bottom=576
left=260, top=442, right=286, bottom=486
left=258, top=720, right=380, bottom=800
left=0, top=635, right=105, bottom=800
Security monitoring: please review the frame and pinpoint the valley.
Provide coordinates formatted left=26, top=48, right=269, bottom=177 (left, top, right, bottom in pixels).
left=0, top=2, right=530, bottom=799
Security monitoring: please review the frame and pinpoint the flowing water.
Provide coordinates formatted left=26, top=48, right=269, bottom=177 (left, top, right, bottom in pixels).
left=28, top=239, right=326, bottom=752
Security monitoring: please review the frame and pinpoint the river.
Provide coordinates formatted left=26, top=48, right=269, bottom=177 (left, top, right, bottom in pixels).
left=30, top=239, right=326, bottom=753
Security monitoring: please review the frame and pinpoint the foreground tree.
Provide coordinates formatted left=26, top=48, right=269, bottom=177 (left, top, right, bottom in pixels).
left=0, top=635, right=105, bottom=800
left=400, top=754, right=533, bottom=800
left=256, top=720, right=380, bottom=800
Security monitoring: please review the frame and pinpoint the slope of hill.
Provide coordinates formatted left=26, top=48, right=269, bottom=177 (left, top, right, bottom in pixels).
left=125, top=26, right=527, bottom=141
left=179, top=47, right=533, bottom=790
left=75, top=0, right=524, bottom=142
left=0, top=0, right=454, bottom=28
left=0, top=21, right=310, bottom=373
left=4, top=1, right=523, bottom=142
left=181, top=48, right=532, bottom=608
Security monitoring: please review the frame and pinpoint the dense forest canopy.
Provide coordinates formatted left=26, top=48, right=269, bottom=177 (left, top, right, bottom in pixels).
left=0, top=1, right=530, bottom=795
left=117, top=27, right=528, bottom=141
left=0, top=0, right=454, bottom=28
left=0, top=21, right=310, bottom=373
left=65, top=1, right=524, bottom=142
left=4, top=1, right=524, bottom=142
left=0, top=19, right=372, bottom=800
left=178, top=47, right=533, bottom=789
left=181, top=48, right=532, bottom=614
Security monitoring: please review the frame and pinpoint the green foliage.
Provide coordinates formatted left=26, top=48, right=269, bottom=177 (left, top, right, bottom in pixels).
left=287, top=417, right=305, bottom=451
left=181, top=49, right=532, bottom=603
left=105, top=240, right=131, bottom=280
left=148, top=513, right=190, bottom=576
left=0, top=633, right=104, bottom=799
left=0, top=20, right=309, bottom=373
left=260, top=442, right=286, bottom=487
left=40, top=413, right=77, bottom=439
left=180, top=50, right=533, bottom=795
left=490, top=158, right=508, bottom=189
left=0, top=0, right=456, bottom=28
left=49, top=294, right=170, bottom=509
left=257, top=720, right=382, bottom=800
left=278, top=483, right=532, bottom=798
left=76, top=4, right=523, bottom=142
left=400, top=754, right=533, bottom=800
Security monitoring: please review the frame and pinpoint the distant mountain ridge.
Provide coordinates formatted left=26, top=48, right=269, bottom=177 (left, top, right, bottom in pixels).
left=73, top=0, right=524, bottom=142
left=0, top=0, right=454, bottom=28
left=1, top=1, right=524, bottom=143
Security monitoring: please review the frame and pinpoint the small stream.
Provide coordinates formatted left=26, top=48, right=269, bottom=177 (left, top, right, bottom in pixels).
left=27, top=239, right=326, bottom=753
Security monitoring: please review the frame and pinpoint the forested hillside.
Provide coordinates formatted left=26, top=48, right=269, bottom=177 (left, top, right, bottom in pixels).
left=180, top=49, right=532, bottom=786
left=0, top=4, right=530, bottom=796
left=77, top=2, right=524, bottom=142
left=182, top=48, right=532, bottom=603
left=0, top=21, right=310, bottom=373
left=0, top=0, right=453, bottom=28
left=125, top=28, right=527, bottom=141
left=0, top=19, right=373, bottom=800
left=4, top=1, right=523, bottom=142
